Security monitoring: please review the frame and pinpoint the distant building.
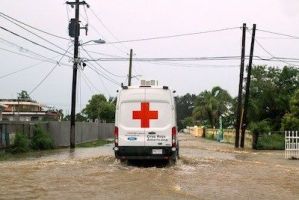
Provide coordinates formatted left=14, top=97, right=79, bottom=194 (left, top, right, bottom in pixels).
left=0, top=103, right=7, bottom=121
left=0, top=99, right=61, bottom=121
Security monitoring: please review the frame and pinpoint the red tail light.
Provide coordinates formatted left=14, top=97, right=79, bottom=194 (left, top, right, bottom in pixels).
left=114, top=126, right=119, bottom=146
left=172, top=127, right=177, bottom=147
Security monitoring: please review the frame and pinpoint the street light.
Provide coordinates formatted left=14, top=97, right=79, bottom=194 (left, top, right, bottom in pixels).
left=80, top=39, right=106, bottom=46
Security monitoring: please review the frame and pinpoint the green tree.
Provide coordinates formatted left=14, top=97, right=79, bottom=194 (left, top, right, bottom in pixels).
left=193, top=86, right=233, bottom=128
left=175, top=93, right=196, bottom=130
left=82, top=94, right=116, bottom=122
left=17, top=90, right=31, bottom=101
left=249, top=66, right=299, bottom=130
left=281, top=89, right=299, bottom=130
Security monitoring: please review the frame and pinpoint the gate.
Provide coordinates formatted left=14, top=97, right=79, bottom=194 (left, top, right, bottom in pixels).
left=285, top=131, right=299, bottom=159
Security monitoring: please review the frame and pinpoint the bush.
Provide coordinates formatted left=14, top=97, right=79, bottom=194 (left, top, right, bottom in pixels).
left=250, top=120, right=272, bottom=149
left=257, top=133, right=285, bottom=150
left=31, top=125, right=54, bottom=150
left=10, top=132, right=30, bottom=153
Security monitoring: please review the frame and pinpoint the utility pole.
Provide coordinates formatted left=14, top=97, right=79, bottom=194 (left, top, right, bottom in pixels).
left=235, top=23, right=246, bottom=148
left=240, top=24, right=256, bottom=148
left=128, top=49, right=133, bottom=86
left=66, top=0, right=87, bottom=148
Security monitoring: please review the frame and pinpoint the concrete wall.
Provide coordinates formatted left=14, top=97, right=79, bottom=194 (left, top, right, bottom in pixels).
left=185, top=126, right=252, bottom=148
left=0, top=121, right=114, bottom=147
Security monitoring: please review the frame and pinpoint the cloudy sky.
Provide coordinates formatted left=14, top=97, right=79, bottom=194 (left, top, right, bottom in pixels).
left=1, top=0, right=299, bottom=113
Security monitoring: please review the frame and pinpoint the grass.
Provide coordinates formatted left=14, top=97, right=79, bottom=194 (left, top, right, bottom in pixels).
left=257, top=134, right=285, bottom=150
left=76, top=139, right=112, bottom=147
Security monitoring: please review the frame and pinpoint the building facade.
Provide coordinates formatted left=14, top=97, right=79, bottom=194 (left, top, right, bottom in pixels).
left=0, top=99, right=61, bottom=121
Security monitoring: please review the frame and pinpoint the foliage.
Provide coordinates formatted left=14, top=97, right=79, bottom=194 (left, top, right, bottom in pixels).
left=10, top=132, right=31, bottom=153
left=281, top=89, right=299, bottom=130
left=31, top=125, right=54, bottom=150
left=256, top=134, right=285, bottom=150
left=193, top=86, right=233, bottom=128
left=181, top=117, right=194, bottom=128
left=17, top=90, right=31, bottom=101
left=175, top=93, right=196, bottom=130
left=82, top=94, right=116, bottom=122
left=250, top=120, right=272, bottom=135
left=249, top=66, right=299, bottom=130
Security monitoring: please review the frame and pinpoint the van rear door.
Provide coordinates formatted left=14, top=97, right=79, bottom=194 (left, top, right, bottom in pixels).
left=118, top=88, right=145, bottom=146
left=144, top=88, right=173, bottom=147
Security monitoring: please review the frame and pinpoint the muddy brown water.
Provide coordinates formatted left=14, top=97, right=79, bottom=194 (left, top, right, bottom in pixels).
left=0, top=134, right=298, bottom=200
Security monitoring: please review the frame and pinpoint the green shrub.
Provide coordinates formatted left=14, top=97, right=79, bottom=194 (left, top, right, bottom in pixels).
left=250, top=120, right=272, bottom=149
left=31, top=125, right=54, bottom=150
left=10, top=132, right=30, bottom=153
left=257, top=133, right=285, bottom=150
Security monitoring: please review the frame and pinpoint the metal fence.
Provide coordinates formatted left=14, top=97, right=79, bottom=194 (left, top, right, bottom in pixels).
left=0, top=121, right=114, bottom=148
left=285, top=131, right=299, bottom=159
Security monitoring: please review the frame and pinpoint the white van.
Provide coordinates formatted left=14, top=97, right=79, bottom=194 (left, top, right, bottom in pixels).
left=113, top=85, right=179, bottom=162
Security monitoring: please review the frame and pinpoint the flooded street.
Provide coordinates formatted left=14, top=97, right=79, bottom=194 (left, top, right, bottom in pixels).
left=0, top=134, right=298, bottom=200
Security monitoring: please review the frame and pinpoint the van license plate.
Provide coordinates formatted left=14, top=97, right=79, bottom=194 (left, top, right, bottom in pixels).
left=152, top=149, right=163, bottom=155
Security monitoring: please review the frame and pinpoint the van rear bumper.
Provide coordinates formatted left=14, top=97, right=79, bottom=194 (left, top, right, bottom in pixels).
left=114, top=146, right=176, bottom=160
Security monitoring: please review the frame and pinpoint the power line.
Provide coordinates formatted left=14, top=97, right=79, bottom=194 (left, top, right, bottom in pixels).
left=89, top=7, right=129, bottom=54
left=0, top=13, right=73, bottom=57
left=257, top=29, right=299, bottom=40
left=79, top=10, right=128, bottom=55
left=84, top=56, right=242, bottom=62
left=248, top=29, right=299, bottom=67
left=80, top=68, right=98, bottom=92
left=0, top=61, right=46, bottom=80
left=0, top=25, right=73, bottom=58
left=0, top=36, right=71, bottom=65
left=85, top=26, right=241, bottom=45
left=85, top=61, right=121, bottom=87
left=81, top=46, right=127, bottom=78
left=29, top=47, right=71, bottom=95
left=0, top=45, right=72, bottom=66
left=0, top=12, right=69, bottom=41
left=82, top=49, right=125, bottom=58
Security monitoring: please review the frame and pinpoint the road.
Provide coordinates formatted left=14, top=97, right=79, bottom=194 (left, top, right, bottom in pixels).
left=0, top=134, right=298, bottom=200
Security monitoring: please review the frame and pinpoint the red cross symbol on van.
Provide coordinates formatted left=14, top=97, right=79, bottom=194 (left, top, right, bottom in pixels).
left=133, top=102, right=158, bottom=128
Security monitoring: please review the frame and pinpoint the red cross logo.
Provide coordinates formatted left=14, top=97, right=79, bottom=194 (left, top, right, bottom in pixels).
left=133, top=102, right=158, bottom=128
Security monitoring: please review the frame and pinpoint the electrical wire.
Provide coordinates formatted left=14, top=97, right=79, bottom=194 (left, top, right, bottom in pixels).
left=85, top=27, right=241, bottom=45
left=0, top=37, right=71, bottom=65
left=84, top=56, right=242, bottom=62
left=0, top=25, right=72, bottom=58
left=89, top=7, right=129, bottom=54
left=85, top=62, right=121, bottom=87
left=79, top=12, right=128, bottom=55
left=257, top=29, right=299, bottom=40
left=247, top=29, right=299, bottom=67
left=0, top=61, right=48, bottom=80
left=0, top=12, right=69, bottom=41
left=82, top=49, right=125, bottom=58
left=0, top=14, right=73, bottom=57
left=80, top=68, right=98, bottom=92
left=29, top=47, right=72, bottom=95
left=81, top=46, right=127, bottom=78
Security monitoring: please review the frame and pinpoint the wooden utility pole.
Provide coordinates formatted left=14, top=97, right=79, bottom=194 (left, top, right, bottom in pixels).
left=240, top=24, right=256, bottom=148
left=66, top=0, right=87, bottom=148
left=235, top=23, right=246, bottom=148
left=128, top=49, right=133, bottom=86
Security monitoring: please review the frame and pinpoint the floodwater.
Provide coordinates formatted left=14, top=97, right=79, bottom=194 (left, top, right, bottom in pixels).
left=0, top=134, right=298, bottom=200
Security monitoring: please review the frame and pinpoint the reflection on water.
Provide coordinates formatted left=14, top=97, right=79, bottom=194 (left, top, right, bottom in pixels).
left=0, top=135, right=298, bottom=200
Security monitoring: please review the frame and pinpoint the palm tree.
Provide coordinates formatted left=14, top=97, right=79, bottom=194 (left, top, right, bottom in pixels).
left=193, top=86, right=232, bottom=128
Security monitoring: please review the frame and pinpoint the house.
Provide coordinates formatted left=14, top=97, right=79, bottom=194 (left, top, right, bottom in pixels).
left=0, top=103, right=7, bottom=121
left=0, top=99, right=61, bottom=121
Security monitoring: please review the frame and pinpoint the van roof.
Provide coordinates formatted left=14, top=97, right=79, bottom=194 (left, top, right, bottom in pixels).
left=121, top=85, right=169, bottom=90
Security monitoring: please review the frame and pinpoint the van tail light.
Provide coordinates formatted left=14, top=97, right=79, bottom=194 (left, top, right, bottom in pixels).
left=114, top=126, right=119, bottom=146
left=172, top=127, right=177, bottom=147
